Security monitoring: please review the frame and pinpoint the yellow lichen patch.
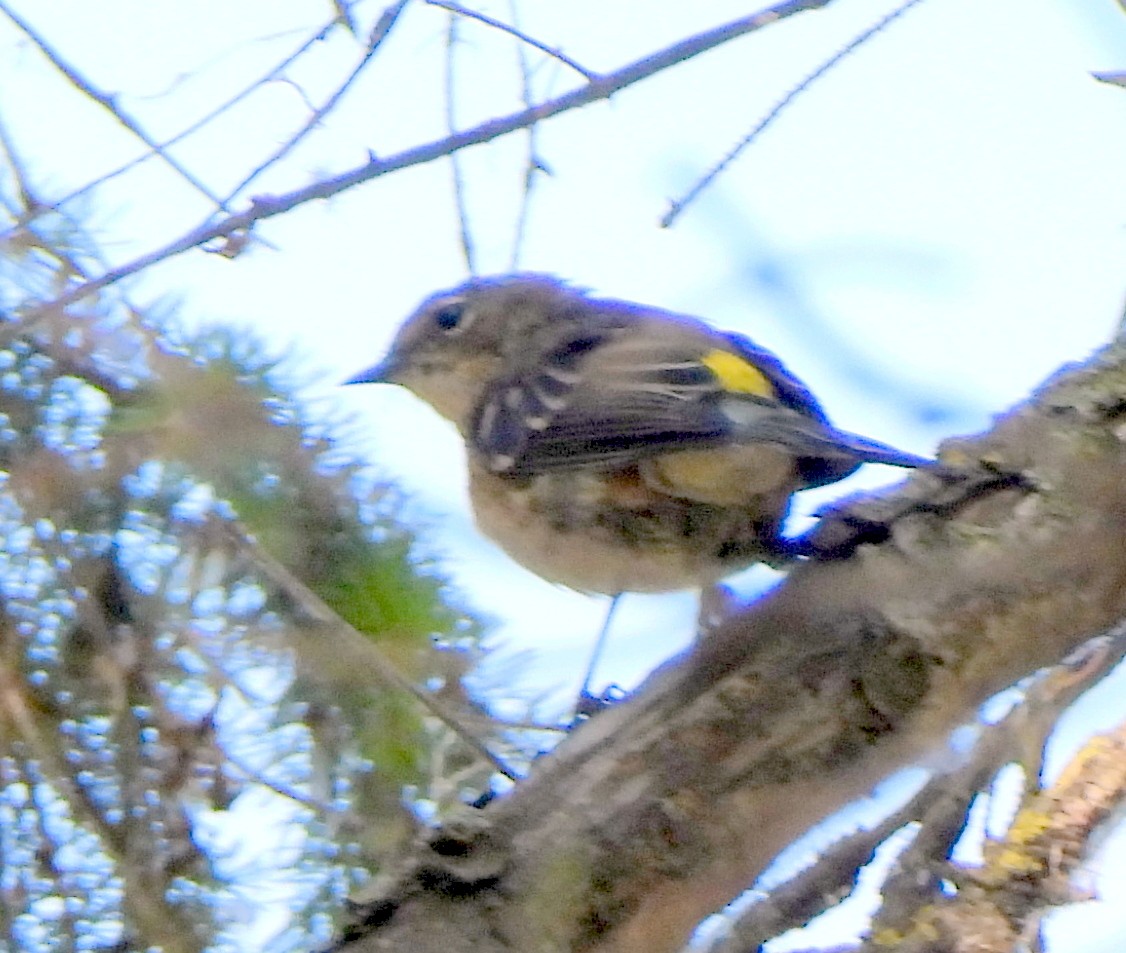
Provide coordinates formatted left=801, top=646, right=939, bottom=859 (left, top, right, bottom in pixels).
left=1053, top=735, right=1116, bottom=789
left=990, top=846, right=1043, bottom=876
left=870, top=905, right=941, bottom=947
left=869, top=926, right=906, bottom=947
left=1005, top=808, right=1053, bottom=846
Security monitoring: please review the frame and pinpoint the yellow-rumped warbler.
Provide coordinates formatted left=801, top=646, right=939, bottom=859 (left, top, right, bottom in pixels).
left=347, top=274, right=927, bottom=595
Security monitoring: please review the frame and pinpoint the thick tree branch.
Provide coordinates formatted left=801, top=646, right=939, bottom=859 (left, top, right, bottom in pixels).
left=338, top=341, right=1126, bottom=953
left=706, top=628, right=1126, bottom=952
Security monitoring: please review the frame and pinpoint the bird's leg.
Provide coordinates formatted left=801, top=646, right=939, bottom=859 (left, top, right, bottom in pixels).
left=696, top=582, right=740, bottom=642
left=572, top=594, right=623, bottom=722
left=761, top=533, right=811, bottom=567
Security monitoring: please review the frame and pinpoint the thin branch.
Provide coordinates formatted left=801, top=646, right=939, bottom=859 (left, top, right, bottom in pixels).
left=220, top=517, right=520, bottom=781
left=661, top=0, right=929, bottom=227
left=44, top=14, right=343, bottom=214
left=0, top=105, right=35, bottom=213
left=0, top=0, right=229, bottom=212
left=0, top=107, right=95, bottom=283
left=221, top=738, right=338, bottom=813
left=14, top=0, right=835, bottom=326
left=426, top=0, right=595, bottom=79
left=444, top=11, right=477, bottom=273
left=220, top=0, right=410, bottom=206
left=332, top=0, right=362, bottom=38
left=1093, top=69, right=1126, bottom=87
left=1013, top=627, right=1126, bottom=784
left=506, top=0, right=546, bottom=271
left=0, top=102, right=153, bottom=314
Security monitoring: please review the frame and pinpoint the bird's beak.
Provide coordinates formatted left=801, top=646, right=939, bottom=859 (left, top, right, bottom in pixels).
left=343, top=353, right=400, bottom=386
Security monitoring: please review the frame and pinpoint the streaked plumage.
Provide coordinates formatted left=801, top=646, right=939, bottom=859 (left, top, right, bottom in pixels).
left=348, top=274, right=927, bottom=593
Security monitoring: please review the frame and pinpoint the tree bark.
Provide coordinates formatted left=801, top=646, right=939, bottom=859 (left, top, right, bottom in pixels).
left=339, top=341, right=1126, bottom=953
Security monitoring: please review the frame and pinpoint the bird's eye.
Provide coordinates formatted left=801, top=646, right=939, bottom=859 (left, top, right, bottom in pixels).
left=432, top=302, right=466, bottom=332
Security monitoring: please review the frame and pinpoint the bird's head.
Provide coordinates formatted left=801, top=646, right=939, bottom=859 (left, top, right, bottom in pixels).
left=346, top=274, right=584, bottom=429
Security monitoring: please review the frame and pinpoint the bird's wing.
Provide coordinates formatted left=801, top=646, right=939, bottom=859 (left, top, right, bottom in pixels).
left=469, top=324, right=861, bottom=477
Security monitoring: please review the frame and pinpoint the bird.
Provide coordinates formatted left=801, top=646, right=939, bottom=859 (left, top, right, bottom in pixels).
left=346, top=274, right=928, bottom=596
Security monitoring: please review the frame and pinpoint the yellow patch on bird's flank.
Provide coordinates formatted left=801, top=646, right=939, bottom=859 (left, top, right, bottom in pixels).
left=701, top=349, right=774, bottom=397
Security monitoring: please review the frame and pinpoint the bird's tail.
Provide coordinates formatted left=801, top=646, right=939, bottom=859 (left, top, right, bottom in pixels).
left=722, top=399, right=930, bottom=472
left=826, top=430, right=930, bottom=469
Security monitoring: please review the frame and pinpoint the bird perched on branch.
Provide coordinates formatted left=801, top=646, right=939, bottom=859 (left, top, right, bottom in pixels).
left=347, top=274, right=927, bottom=595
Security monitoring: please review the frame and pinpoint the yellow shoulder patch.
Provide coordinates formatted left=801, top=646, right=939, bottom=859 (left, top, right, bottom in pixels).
left=700, top=349, right=774, bottom=397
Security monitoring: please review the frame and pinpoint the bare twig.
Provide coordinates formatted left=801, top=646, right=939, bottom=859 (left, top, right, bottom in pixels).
left=506, top=0, right=547, bottom=270
left=1093, top=69, right=1126, bottom=87
left=0, top=0, right=228, bottom=212
left=0, top=103, right=150, bottom=308
left=427, top=0, right=595, bottom=79
left=332, top=0, right=362, bottom=38
left=661, top=0, right=929, bottom=227
left=220, top=0, right=410, bottom=206
left=0, top=106, right=35, bottom=214
left=221, top=737, right=338, bottom=813
left=41, top=15, right=344, bottom=216
left=0, top=108, right=92, bottom=280
left=1012, top=628, right=1126, bottom=784
left=444, top=11, right=477, bottom=273
left=14, top=0, right=835, bottom=325
left=220, top=517, right=520, bottom=781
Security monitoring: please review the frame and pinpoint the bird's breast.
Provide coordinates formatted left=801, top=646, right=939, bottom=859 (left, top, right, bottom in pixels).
left=466, top=449, right=799, bottom=594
